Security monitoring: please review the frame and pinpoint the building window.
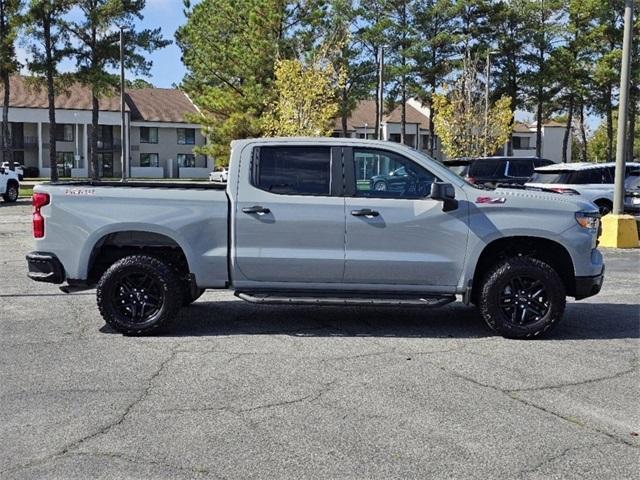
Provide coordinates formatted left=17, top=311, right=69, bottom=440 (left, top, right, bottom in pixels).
left=177, top=128, right=195, bottom=145
left=97, top=125, right=113, bottom=149
left=98, top=153, right=114, bottom=178
left=55, top=124, right=74, bottom=142
left=140, top=153, right=160, bottom=167
left=512, top=136, right=531, bottom=150
left=140, top=127, right=158, bottom=144
left=389, top=133, right=401, bottom=143
left=177, top=153, right=195, bottom=167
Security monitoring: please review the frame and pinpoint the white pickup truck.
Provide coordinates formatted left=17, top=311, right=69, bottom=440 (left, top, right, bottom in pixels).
left=27, top=138, right=605, bottom=339
left=0, top=165, right=20, bottom=202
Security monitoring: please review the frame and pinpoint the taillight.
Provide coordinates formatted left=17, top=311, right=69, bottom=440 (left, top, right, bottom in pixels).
left=32, top=192, right=50, bottom=238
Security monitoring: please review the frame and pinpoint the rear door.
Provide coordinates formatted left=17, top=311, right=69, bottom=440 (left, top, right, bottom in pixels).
left=343, top=147, right=469, bottom=287
left=234, top=145, right=345, bottom=284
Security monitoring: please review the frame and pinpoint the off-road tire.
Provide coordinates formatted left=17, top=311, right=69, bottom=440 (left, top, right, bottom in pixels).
left=479, top=256, right=566, bottom=339
left=97, top=255, right=183, bottom=335
left=2, top=182, right=18, bottom=202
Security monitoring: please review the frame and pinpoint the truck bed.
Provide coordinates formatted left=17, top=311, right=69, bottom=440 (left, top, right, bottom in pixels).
left=32, top=181, right=230, bottom=288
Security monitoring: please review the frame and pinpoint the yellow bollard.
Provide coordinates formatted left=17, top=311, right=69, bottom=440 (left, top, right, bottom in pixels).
left=599, top=214, right=640, bottom=248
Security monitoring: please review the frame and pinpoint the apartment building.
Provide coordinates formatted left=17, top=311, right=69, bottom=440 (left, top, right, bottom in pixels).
left=333, top=98, right=570, bottom=163
left=0, top=76, right=209, bottom=179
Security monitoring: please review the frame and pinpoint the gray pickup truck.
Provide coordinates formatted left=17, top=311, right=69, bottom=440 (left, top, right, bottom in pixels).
left=27, top=138, right=604, bottom=338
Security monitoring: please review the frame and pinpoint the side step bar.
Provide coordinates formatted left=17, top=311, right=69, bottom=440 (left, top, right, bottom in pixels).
left=235, top=291, right=456, bottom=308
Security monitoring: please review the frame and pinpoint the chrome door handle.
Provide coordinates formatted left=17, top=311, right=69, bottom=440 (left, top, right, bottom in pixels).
left=242, top=205, right=271, bottom=214
left=351, top=209, right=379, bottom=217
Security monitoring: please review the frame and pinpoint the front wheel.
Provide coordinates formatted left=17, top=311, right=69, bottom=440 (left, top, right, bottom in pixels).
left=373, top=181, right=387, bottom=192
left=2, top=183, right=18, bottom=202
left=479, top=256, right=566, bottom=339
left=97, top=255, right=183, bottom=335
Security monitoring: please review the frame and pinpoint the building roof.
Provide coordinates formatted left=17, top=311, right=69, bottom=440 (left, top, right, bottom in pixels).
left=334, top=99, right=431, bottom=132
left=0, top=75, right=200, bottom=123
left=513, top=121, right=567, bottom=133
left=1, top=75, right=125, bottom=111
left=126, top=87, right=200, bottom=123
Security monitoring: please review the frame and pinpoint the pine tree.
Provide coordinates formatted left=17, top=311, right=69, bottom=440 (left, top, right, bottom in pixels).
left=0, top=0, right=22, bottom=171
left=65, top=0, right=170, bottom=180
left=24, top=0, right=75, bottom=182
left=412, top=0, right=457, bottom=156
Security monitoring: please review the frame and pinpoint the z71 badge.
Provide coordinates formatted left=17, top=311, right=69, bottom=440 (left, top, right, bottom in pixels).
left=475, top=196, right=507, bottom=204
left=64, top=188, right=96, bottom=196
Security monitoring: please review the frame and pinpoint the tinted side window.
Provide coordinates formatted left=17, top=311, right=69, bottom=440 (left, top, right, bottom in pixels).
left=602, top=167, right=615, bottom=183
left=571, top=169, right=605, bottom=184
left=353, top=149, right=437, bottom=199
left=253, top=146, right=332, bottom=196
left=469, top=160, right=505, bottom=178
left=533, top=158, right=554, bottom=168
left=507, top=160, right=533, bottom=177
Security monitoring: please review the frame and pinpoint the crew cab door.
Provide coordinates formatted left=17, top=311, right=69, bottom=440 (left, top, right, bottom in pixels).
left=233, top=145, right=345, bottom=284
left=343, top=147, right=468, bottom=287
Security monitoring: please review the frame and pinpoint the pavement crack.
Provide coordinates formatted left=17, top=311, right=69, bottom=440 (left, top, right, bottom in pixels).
left=0, top=347, right=182, bottom=477
left=507, top=362, right=638, bottom=393
left=518, top=441, right=616, bottom=478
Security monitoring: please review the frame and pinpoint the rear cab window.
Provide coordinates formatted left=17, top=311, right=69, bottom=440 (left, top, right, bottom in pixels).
left=252, top=146, right=333, bottom=196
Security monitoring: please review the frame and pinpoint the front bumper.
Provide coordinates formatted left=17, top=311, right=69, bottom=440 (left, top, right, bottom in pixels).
left=26, top=252, right=65, bottom=284
left=574, top=265, right=605, bottom=300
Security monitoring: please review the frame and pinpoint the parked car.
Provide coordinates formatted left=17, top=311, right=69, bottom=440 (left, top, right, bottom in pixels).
left=368, top=164, right=435, bottom=196
left=0, top=165, right=20, bottom=202
left=526, top=162, right=640, bottom=215
left=27, top=138, right=604, bottom=339
left=209, top=167, right=228, bottom=183
left=449, top=156, right=555, bottom=187
left=624, top=168, right=640, bottom=214
left=1, top=161, right=24, bottom=180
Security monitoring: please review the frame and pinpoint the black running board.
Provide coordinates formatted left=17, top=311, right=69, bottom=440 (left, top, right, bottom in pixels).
left=235, top=291, right=455, bottom=307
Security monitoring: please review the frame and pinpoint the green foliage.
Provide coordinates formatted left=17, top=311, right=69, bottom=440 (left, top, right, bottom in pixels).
left=433, top=57, right=512, bottom=158
left=589, top=113, right=640, bottom=163
left=263, top=58, right=341, bottom=136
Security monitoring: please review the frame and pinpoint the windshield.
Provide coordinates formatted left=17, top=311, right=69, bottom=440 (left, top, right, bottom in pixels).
left=529, top=171, right=574, bottom=184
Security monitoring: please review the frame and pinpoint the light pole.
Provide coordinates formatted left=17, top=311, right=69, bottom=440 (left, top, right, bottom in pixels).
left=119, top=26, right=127, bottom=182
left=377, top=46, right=385, bottom=140
left=601, top=0, right=638, bottom=248
left=613, top=0, right=634, bottom=215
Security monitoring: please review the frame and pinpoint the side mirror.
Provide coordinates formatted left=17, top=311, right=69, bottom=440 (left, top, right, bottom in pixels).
left=430, top=182, right=458, bottom=212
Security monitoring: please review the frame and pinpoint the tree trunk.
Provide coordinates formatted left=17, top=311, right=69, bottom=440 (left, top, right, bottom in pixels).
left=627, top=91, right=636, bottom=163
left=536, top=92, right=543, bottom=158
left=44, top=16, right=58, bottom=182
left=1, top=72, right=11, bottom=168
left=579, top=101, right=588, bottom=162
left=605, top=86, right=613, bottom=162
left=400, top=75, right=406, bottom=145
left=91, top=92, right=99, bottom=179
left=562, top=95, right=574, bottom=163
left=429, top=77, right=436, bottom=157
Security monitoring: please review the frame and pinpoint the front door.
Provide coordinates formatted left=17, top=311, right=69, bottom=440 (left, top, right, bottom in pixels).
left=344, top=147, right=469, bottom=287
left=56, top=152, right=73, bottom=177
left=234, top=145, right=345, bottom=284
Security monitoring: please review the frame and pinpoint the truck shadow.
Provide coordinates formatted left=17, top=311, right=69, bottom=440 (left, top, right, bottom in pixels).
left=141, top=301, right=639, bottom=340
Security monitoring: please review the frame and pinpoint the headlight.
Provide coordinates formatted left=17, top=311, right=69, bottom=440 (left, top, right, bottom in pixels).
left=575, top=211, right=601, bottom=230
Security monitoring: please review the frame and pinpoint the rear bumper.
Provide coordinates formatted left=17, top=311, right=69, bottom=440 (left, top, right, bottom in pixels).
left=26, top=252, right=65, bottom=284
left=574, top=266, right=605, bottom=300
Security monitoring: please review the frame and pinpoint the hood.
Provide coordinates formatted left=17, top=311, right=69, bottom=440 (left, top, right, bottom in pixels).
left=488, top=186, right=597, bottom=212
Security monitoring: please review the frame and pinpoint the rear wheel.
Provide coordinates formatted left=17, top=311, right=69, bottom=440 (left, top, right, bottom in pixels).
left=2, top=182, right=18, bottom=202
left=97, top=255, right=183, bottom=335
left=373, top=181, right=387, bottom=191
left=479, top=256, right=566, bottom=339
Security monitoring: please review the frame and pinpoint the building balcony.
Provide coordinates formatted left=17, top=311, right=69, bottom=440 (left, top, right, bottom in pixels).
left=0, top=136, right=39, bottom=149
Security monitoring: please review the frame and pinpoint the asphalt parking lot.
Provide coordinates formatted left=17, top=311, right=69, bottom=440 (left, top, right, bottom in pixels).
left=1, top=199, right=639, bottom=479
